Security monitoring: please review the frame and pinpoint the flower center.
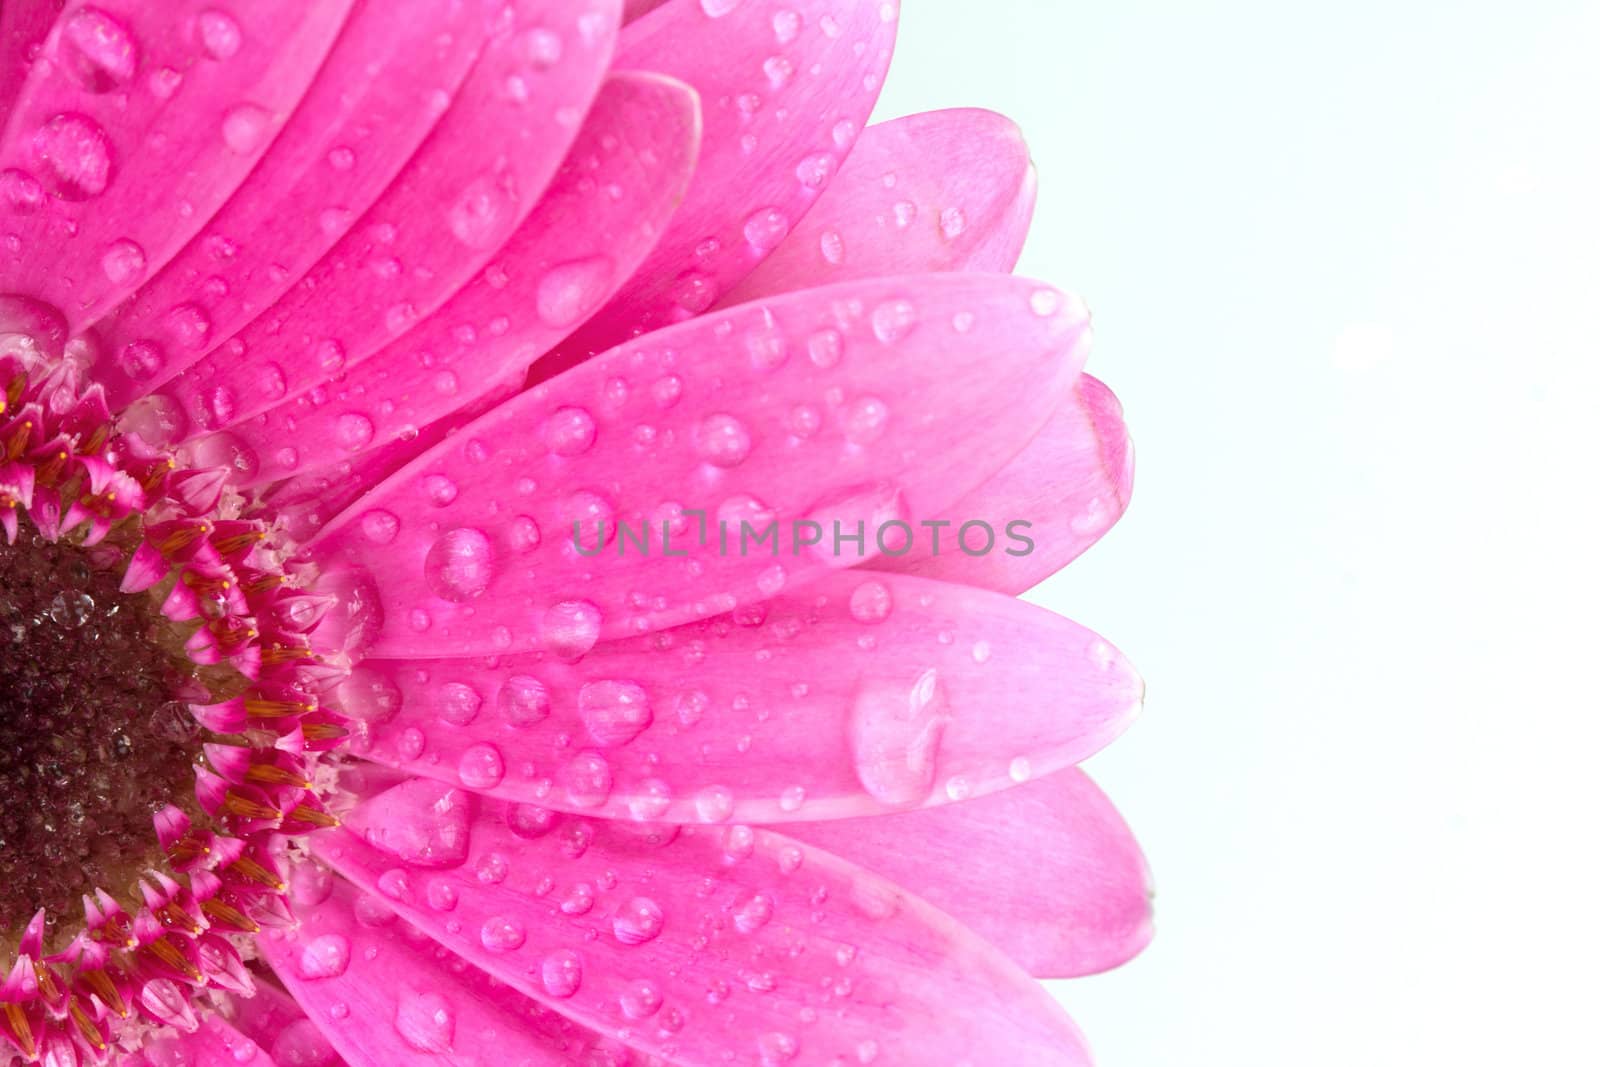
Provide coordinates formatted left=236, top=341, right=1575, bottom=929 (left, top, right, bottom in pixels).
left=0, top=314, right=349, bottom=1063
left=0, top=523, right=203, bottom=954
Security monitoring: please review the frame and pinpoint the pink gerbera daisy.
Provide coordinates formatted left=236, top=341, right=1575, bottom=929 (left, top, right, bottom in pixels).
left=0, top=1, right=1149, bottom=1065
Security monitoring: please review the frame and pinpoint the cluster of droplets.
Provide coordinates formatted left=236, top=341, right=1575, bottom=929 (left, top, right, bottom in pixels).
left=0, top=317, right=350, bottom=1065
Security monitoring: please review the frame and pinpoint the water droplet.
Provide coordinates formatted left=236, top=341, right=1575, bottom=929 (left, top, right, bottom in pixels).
left=357, top=779, right=474, bottom=868
left=842, top=395, right=889, bottom=444
left=694, top=412, right=753, bottom=467
left=536, top=256, right=614, bottom=328
left=699, top=0, right=741, bottom=16
left=335, top=412, right=375, bottom=450
left=60, top=9, right=137, bottom=92
left=296, top=934, right=351, bottom=980
left=871, top=299, right=917, bottom=344
left=773, top=9, right=802, bottom=44
left=620, top=979, right=663, bottom=1019
left=733, top=890, right=775, bottom=933
left=480, top=914, right=526, bottom=952
left=613, top=896, right=665, bottom=945
left=423, top=527, right=495, bottom=601
left=457, top=743, right=505, bottom=789
left=849, top=668, right=951, bottom=805
left=939, top=206, right=968, bottom=239
left=221, top=103, right=272, bottom=154
left=695, top=785, right=734, bottom=823
left=577, top=679, right=653, bottom=747
left=196, top=10, right=242, bottom=59
left=819, top=229, right=845, bottom=265
left=447, top=174, right=515, bottom=249
left=743, top=207, right=791, bottom=252
left=422, top=473, right=458, bottom=507
left=541, top=950, right=583, bottom=998
left=498, top=675, right=551, bottom=726
left=435, top=682, right=482, bottom=726
left=542, top=406, right=596, bottom=456
left=31, top=113, right=112, bottom=200
left=360, top=508, right=399, bottom=544
left=394, top=991, right=454, bottom=1053
left=848, top=580, right=893, bottom=623
left=542, top=600, right=601, bottom=658
left=335, top=666, right=401, bottom=723
left=1030, top=288, right=1064, bottom=316
left=671, top=270, right=717, bottom=313
left=100, top=238, right=146, bottom=285
left=561, top=751, right=613, bottom=808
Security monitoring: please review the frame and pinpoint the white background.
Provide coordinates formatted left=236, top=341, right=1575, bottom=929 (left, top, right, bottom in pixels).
left=875, top=2, right=1599, bottom=1063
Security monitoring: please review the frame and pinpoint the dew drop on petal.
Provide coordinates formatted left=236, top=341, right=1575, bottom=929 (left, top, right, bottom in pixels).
left=31, top=113, right=113, bottom=200
left=394, top=991, right=454, bottom=1053
left=540, top=950, right=583, bottom=997
left=848, top=668, right=952, bottom=806
left=296, top=934, right=351, bottom=980
left=423, top=527, right=495, bottom=602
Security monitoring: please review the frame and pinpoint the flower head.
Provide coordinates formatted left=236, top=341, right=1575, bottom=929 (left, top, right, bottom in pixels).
left=0, top=2, right=1148, bottom=1065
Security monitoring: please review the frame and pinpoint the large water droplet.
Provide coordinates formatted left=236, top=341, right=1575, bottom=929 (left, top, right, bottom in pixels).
left=542, top=600, right=601, bottom=658
left=221, top=103, right=272, bottom=154
left=31, top=113, right=113, bottom=200
left=497, top=675, right=551, bottom=727
left=612, top=896, right=664, bottom=945
left=457, top=743, right=505, bottom=789
left=578, top=680, right=653, bottom=747
left=849, top=668, right=951, bottom=806
left=535, top=256, right=614, bottom=328
left=100, top=238, right=147, bottom=285
left=540, top=950, right=583, bottom=997
left=196, top=10, right=242, bottom=60
left=296, top=934, right=351, bottom=980
left=694, top=413, right=753, bottom=467
left=394, top=991, right=454, bottom=1053
left=61, top=9, right=138, bottom=92
left=480, top=914, right=526, bottom=952
left=423, top=527, right=496, bottom=602
left=355, top=779, right=474, bottom=868
left=448, top=174, right=516, bottom=250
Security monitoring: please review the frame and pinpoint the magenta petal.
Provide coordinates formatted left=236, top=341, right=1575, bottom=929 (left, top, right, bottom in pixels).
left=790, top=769, right=1154, bottom=978
left=0, top=1, right=60, bottom=130
left=548, top=0, right=899, bottom=364
left=722, top=108, right=1037, bottom=305
left=262, top=876, right=638, bottom=1067
left=319, top=783, right=1091, bottom=1066
left=116, top=1014, right=281, bottom=1067
left=873, top=373, right=1134, bottom=593
left=89, top=0, right=498, bottom=409
left=346, top=571, right=1142, bottom=823
left=0, top=0, right=354, bottom=330
left=219, top=980, right=350, bottom=1067
left=143, top=0, right=620, bottom=443
left=306, top=273, right=1088, bottom=658
left=222, top=71, right=702, bottom=488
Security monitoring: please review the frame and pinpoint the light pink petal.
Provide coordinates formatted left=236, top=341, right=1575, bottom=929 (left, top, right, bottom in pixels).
left=89, top=0, right=499, bottom=409
left=261, top=875, right=652, bottom=1067
left=0, top=0, right=60, bottom=128
left=790, top=769, right=1154, bottom=978
left=142, top=0, right=620, bottom=444
left=220, top=70, right=702, bottom=488
left=116, top=1014, right=280, bottom=1067
left=318, top=781, right=1090, bottom=1066
left=0, top=0, right=354, bottom=330
left=872, top=373, right=1134, bottom=593
left=345, top=571, right=1142, bottom=823
left=545, top=0, right=899, bottom=368
left=219, top=980, right=350, bottom=1067
left=721, top=108, right=1037, bottom=305
left=305, top=273, right=1089, bottom=659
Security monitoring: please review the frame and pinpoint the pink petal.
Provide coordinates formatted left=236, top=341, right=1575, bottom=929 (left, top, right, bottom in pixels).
left=872, top=373, right=1134, bottom=593
left=0, top=0, right=61, bottom=129
left=261, top=875, right=649, bottom=1067
left=219, top=70, right=702, bottom=488
left=790, top=769, right=1154, bottom=978
left=142, top=0, right=620, bottom=443
left=0, top=0, right=354, bottom=330
left=545, top=0, right=899, bottom=368
left=89, top=0, right=500, bottom=409
left=116, top=1014, right=280, bottom=1067
left=319, top=780, right=1091, bottom=1066
left=345, top=571, right=1142, bottom=823
left=721, top=108, right=1037, bottom=305
left=219, top=980, right=350, bottom=1067
left=305, top=274, right=1089, bottom=658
